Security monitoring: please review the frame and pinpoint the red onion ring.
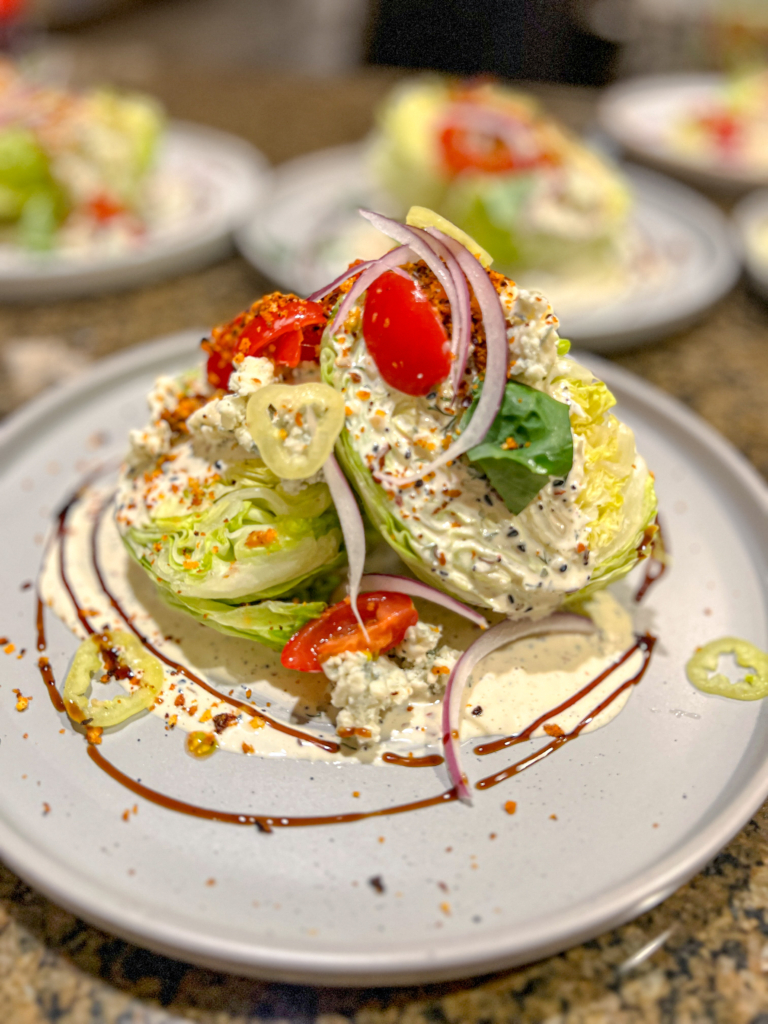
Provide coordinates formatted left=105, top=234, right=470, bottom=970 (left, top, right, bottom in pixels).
left=360, top=573, right=488, bottom=629
left=323, top=454, right=368, bottom=635
left=307, top=260, right=377, bottom=302
left=442, top=612, right=597, bottom=802
left=328, top=245, right=414, bottom=338
left=409, top=225, right=471, bottom=393
left=445, top=103, right=543, bottom=167
left=375, top=232, right=508, bottom=488
left=358, top=210, right=462, bottom=375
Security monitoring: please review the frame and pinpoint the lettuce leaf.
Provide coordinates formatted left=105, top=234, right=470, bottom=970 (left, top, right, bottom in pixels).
left=464, top=380, right=573, bottom=515
left=162, top=592, right=331, bottom=651
left=119, top=456, right=346, bottom=648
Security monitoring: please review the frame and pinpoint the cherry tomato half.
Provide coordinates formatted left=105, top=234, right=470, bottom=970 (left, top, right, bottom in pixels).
left=88, top=192, right=125, bottom=222
left=362, top=270, right=451, bottom=397
left=281, top=592, right=419, bottom=673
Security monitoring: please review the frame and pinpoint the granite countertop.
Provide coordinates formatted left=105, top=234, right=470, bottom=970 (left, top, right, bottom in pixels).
left=0, top=61, right=767, bottom=1024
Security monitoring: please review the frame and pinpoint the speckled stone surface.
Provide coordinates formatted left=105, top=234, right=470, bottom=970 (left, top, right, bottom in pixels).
left=0, top=64, right=767, bottom=1023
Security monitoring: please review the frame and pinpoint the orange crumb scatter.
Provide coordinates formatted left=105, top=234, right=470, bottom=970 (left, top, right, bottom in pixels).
left=182, top=559, right=199, bottom=571
left=504, top=800, right=517, bottom=815
left=378, top=836, right=385, bottom=843
left=4, top=643, right=15, bottom=655
left=550, top=814, right=558, bottom=820
left=174, top=693, right=185, bottom=707
left=241, top=742, right=254, bottom=754
left=86, top=726, right=103, bottom=746
left=440, top=902, right=451, bottom=916
left=245, top=528, right=278, bottom=549
left=12, top=688, right=31, bottom=711
left=205, top=878, right=216, bottom=887
left=543, top=723, right=565, bottom=737
left=431, top=665, right=450, bottom=675
left=59, top=729, right=65, bottom=735
left=249, top=714, right=266, bottom=730
left=500, top=436, right=518, bottom=450
left=352, top=791, right=360, bottom=798
left=42, top=803, right=50, bottom=815
left=199, top=708, right=212, bottom=723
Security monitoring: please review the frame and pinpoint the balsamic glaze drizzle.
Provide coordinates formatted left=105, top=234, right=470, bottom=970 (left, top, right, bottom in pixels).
left=33, top=478, right=659, bottom=829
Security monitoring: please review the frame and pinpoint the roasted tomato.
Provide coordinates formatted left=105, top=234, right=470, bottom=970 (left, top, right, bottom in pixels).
left=281, top=592, right=419, bottom=673
left=203, top=295, right=327, bottom=389
left=205, top=349, right=234, bottom=390
left=362, top=270, right=451, bottom=397
left=238, top=297, right=326, bottom=369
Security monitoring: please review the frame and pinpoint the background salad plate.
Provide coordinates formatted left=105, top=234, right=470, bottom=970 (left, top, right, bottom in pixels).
left=598, top=73, right=768, bottom=193
left=236, top=145, right=738, bottom=353
left=0, top=123, right=269, bottom=301
left=0, top=331, right=766, bottom=986
left=732, top=189, right=768, bottom=302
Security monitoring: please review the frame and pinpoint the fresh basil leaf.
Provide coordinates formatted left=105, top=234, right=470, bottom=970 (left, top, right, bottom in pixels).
left=464, top=380, right=573, bottom=515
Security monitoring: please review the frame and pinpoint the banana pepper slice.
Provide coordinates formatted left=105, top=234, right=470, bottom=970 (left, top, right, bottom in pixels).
left=246, top=382, right=345, bottom=480
left=686, top=637, right=768, bottom=701
left=64, top=630, right=164, bottom=727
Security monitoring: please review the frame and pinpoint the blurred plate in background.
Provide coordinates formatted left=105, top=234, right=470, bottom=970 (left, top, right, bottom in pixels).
left=0, top=122, right=269, bottom=301
left=236, top=145, right=739, bottom=352
left=598, top=74, right=768, bottom=193
left=733, top=189, right=768, bottom=302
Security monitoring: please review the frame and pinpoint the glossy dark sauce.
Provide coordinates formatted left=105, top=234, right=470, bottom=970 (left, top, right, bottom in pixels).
left=475, top=636, right=656, bottom=790
left=382, top=752, right=445, bottom=768
left=634, top=517, right=668, bottom=603
left=36, top=654, right=66, bottom=713
left=87, top=745, right=457, bottom=831
left=474, top=637, right=651, bottom=756
left=34, top=477, right=660, bottom=829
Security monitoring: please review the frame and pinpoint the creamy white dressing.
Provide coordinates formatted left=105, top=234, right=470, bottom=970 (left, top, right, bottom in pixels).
left=40, top=482, right=641, bottom=770
left=327, top=284, right=597, bottom=616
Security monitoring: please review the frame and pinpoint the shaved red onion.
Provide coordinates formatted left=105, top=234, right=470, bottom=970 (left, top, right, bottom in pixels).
left=443, top=612, right=597, bottom=802
left=446, top=103, right=542, bottom=167
left=358, top=210, right=462, bottom=376
left=424, top=227, right=472, bottom=386
left=375, top=233, right=508, bottom=488
left=360, top=573, right=488, bottom=629
left=323, top=454, right=367, bottom=635
left=329, top=245, right=414, bottom=339
left=410, top=225, right=471, bottom=392
left=307, top=259, right=377, bottom=302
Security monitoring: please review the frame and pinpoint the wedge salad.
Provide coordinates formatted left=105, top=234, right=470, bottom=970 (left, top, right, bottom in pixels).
left=43, top=207, right=661, bottom=806
left=370, top=77, right=631, bottom=277
left=0, top=59, right=164, bottom=251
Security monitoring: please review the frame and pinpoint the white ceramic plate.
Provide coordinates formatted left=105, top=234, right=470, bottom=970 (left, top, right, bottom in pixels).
left=733, top=189, right=768, bottom=301
left=0, top=331, right=766, bottom=986
left=236, top=145, right=739, bottom=352
left=0, top=122, right=269, bottom=301
left=598, top=73, right=768, bottom=193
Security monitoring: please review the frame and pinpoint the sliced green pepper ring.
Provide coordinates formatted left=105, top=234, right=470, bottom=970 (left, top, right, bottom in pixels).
left=64, top=630, right=164, bottom=727
left=246, top=382, right=345, bottom=480
left=686, top=637, right=768, bottom=701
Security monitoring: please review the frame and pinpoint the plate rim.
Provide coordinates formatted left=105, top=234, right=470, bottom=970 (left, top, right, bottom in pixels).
left=235, top=142, right=740, bottom=351
left=0, top=334, right=766, bottom=985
